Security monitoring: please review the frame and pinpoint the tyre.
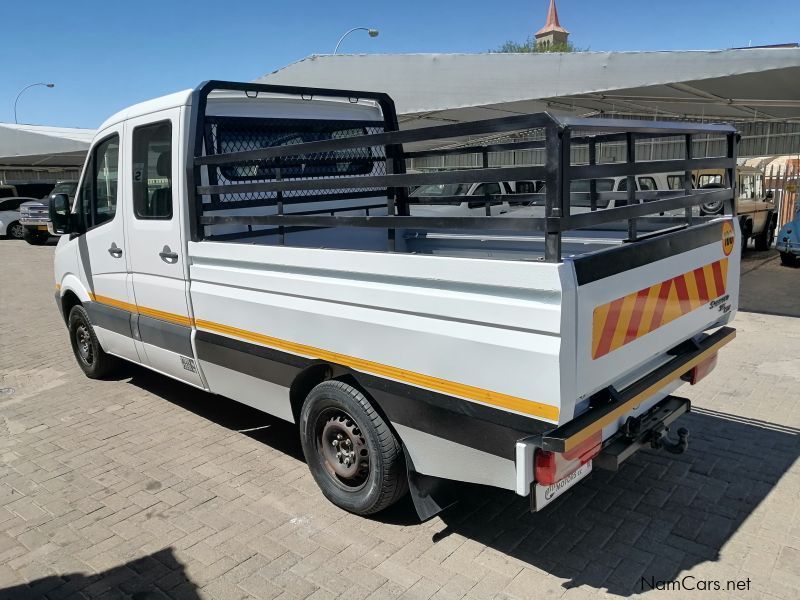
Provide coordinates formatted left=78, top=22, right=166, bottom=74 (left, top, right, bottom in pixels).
left=68, top=305, right=120, bottom=379
left=23, top=228, right=49, bottom=245
left=753, top=213, right=775, bottom=251
left=299, top=379, right=407, bottom=515
left=6, top=221, right=25, bottom=240
left=780, top=252, right=797, bottom=267
left=740, top=219, right=752, bottom=255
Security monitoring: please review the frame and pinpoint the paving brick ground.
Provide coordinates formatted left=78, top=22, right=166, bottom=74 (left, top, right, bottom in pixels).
left=0, top=239, right=798, bottom=600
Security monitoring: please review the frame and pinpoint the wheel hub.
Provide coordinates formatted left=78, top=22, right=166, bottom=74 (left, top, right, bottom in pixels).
left=76, top=325, right=93, bottom=364
left=319, top=412, right=368, bottom=485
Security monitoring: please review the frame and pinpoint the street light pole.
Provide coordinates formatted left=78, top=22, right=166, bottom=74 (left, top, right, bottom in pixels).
left=14, top=82, right=55, bottom=124
left=333, top=27, right=379, bottom=54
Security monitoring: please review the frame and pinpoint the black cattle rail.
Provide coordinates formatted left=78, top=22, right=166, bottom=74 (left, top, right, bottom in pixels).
left=189, top=80, right=739, bottom=262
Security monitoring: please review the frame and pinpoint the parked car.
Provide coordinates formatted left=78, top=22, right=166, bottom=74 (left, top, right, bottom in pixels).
left=20, top=181, right=78, bottom=245
left=0, top=197, right=37, bottom=239
left=776, top=199, right=800, bottom=266
left=408, top=181, right=514, bottom=215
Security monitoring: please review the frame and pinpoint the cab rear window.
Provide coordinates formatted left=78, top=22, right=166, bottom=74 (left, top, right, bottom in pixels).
left=208, top=118, right=381, bottom=181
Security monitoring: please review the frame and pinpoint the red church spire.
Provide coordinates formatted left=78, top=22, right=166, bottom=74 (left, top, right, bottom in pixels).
left=536, top=0, right=569, bottom=36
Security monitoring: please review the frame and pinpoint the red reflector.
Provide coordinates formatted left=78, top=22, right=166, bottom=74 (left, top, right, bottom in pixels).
left=535, top=431, right=602, bottom=485
left=685, top=352, right=718, bottom=385
left=535, top=450, right=558, bottom=485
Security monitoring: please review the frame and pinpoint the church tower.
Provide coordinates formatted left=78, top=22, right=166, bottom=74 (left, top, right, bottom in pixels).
left=535, top=0, right=570, bottom=49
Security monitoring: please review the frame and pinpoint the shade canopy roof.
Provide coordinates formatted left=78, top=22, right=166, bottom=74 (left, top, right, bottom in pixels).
left=256, top=48, right=800, bottom=129
left=0, top=123, right=94, bottom=167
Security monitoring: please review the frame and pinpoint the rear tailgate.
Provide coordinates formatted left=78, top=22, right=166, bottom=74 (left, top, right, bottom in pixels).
left=566, top=218, right=739, bottom=425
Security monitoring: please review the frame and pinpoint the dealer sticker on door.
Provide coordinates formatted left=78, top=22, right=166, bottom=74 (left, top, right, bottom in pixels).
left=534, top=461, right=593, bottom=510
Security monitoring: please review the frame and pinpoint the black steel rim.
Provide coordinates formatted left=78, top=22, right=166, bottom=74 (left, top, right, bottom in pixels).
left=75, top=323, right=94, bottom=366
left=315, top=408, right=369, bottom=491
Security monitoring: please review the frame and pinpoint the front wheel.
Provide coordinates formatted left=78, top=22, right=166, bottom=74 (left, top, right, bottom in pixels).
left=299, top=380, right=407, bottom=515
left=23, top=228, right=49, bottom=245
left=68, top=305, right=120, bottom=379
left=6, top=221, right=25, bottom=239
left=780, top=252, right=797, bottom=267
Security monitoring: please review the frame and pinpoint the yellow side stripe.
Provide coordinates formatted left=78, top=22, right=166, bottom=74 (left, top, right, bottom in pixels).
left=88, top=293, right=195, bottom=328
left=195, top=319, right=560, bottom=422
left=84, top=292, right=560, bottom=422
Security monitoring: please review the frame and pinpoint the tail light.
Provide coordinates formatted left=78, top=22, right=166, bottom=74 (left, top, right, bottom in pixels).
left=682, top=352, right=718, bottom=385
left=535, top=431, right=601, bottom=485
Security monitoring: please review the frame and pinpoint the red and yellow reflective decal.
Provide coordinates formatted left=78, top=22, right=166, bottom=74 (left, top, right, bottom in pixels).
left=591, top=258, right=728, bottom=360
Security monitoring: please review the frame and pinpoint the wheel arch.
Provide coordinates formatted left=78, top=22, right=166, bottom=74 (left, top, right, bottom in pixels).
left=57, top=278, right=92, bottom=324
left=61, top=290, right=82, bottom=324
left=288, top=362, right=396, bottom=433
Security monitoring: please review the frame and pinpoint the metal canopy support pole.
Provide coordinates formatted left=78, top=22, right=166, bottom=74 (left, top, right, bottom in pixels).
left=727, top=133, right=738, bottom=217
left=482, top=149, right=491, bottom=216
left=626, top=132, right=637, bottom=241
left=589, top=138, right=598, bottom=211
left=560, top=127, right=572, bottom=220
left=544, top=124, right=563, bottom=262
left=684, top=134, right=693, bottom=226
left=276, top=165, right=285, bottom=245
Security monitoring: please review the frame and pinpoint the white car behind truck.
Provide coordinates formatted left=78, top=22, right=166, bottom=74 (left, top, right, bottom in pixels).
left=51, top=81, right=740, bottom=518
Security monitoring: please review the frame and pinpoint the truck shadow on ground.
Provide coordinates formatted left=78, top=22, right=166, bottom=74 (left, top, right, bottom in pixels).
left=0, top=548, right=200, bottom=599
left=124, top=366, right=799, bottom=597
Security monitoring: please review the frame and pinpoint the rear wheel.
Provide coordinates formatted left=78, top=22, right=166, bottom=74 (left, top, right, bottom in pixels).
left=739, top=219, right=752, bottom=255
left=780, top=252, right=797, bottom=267
left=299, top=380, right=407, bottom=515
left=68, top=305, right=120, bottom=379
left=754, top=213, right=775, bottom=251
left=6, top=221, right=25, bottom=239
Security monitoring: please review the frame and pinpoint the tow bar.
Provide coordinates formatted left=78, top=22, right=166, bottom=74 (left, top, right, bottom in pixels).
left=594, top=396, right=690, bottom=471
left=651, top=424, right=689, bottom=454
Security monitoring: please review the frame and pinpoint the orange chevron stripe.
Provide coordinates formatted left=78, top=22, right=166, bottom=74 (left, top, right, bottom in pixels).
left=591, top=258, right=729, bottom=359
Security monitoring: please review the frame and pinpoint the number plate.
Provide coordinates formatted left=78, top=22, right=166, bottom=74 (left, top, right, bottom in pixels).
left=533, top=461, right=592, bottom=510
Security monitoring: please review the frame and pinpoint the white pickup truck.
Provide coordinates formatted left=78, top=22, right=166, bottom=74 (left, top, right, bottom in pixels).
left=51, top=81, right=740, bottom=518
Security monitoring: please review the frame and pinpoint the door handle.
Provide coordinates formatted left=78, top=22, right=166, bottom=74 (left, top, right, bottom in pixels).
left=159, top=245, right=179, bottom=263
left=108, top=243, right=123, bottom=258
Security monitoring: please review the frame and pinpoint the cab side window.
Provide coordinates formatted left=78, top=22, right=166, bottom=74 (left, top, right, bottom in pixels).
left=77, top=135, right=120, bottom=230
left=94, top=137, right=119, bottom=226
left=132, top=121, right=172, bottom=219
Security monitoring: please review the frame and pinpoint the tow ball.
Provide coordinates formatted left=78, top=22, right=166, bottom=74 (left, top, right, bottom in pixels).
left=650, top=426, right=689, bottom=454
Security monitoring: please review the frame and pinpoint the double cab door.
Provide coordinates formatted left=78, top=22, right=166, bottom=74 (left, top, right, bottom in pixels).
left=77, top=108, right=203, bottom=387
left=122, top=109, right=203, bottom=387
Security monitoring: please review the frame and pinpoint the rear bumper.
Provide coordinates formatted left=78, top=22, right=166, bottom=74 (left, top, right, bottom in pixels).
left=515, top=326, right=735, bottom=495
left=542, top=326, right=734, bottom=453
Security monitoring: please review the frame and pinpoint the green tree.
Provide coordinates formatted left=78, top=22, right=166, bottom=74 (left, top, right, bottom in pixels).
left=493, top=36, right=583, bottom=53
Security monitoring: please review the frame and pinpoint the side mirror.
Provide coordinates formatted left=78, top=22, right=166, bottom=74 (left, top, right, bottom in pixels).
left=49, top=193, right=72, bottom=235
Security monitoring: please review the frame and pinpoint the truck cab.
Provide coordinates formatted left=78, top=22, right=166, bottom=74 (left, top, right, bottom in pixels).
left=20, top=181, right=79, bottom=244
left=696, top=166, right=777, bottom=250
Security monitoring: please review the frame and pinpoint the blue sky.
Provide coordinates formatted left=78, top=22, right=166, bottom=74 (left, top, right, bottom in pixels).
left=4, top=0, right=798, bottom=128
